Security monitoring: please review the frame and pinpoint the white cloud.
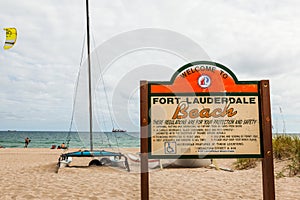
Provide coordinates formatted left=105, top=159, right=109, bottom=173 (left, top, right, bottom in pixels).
left=0, top=0, right=300, bottom=132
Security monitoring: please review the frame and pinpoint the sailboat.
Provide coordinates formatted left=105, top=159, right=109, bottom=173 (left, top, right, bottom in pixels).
left=57, top=0, right=130, bottom=172
left=112, top=128, right=127, bottom=133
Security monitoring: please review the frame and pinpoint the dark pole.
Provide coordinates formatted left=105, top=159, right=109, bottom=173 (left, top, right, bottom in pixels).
left=140, top=80, right=149, bottom=200
left=86, top=0, right=93, bottom=151
left=260, top=80, right=275, bottom=200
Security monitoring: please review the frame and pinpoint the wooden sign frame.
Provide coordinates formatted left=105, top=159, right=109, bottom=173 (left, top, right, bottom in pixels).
left=140, top=61, right=275, bottom=200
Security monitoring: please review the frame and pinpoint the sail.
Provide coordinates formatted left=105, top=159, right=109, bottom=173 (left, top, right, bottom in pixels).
left=3, top=28, right=17, bottom=50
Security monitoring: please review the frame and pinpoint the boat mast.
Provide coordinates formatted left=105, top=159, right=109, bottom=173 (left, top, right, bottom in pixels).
left=86, top=0, right=93, bottom=151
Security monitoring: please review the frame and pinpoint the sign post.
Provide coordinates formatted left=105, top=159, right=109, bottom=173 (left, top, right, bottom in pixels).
left=140, top=80, right=149, bottom=200
left=260, top=80, right=275, bottom=200
left=140, top=61, right=275, bottom=199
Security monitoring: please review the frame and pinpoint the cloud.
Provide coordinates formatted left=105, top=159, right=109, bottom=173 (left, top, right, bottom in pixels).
left=1, top=0, right=300, bottom=132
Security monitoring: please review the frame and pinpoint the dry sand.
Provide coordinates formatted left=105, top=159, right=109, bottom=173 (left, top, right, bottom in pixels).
left=0, top=148, right=299, bottom=200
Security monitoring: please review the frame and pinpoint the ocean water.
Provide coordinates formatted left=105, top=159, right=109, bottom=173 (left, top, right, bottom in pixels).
left=0, top=131, right=139, bottom=148
left=0, top=131, right=299, bottom=149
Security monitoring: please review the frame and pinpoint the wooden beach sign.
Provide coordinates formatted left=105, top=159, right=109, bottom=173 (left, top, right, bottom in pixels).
left=140, top=61, right=275, bottom=200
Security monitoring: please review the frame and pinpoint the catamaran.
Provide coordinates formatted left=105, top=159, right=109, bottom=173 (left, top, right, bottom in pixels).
left=57, top=0, right=130, bottom=172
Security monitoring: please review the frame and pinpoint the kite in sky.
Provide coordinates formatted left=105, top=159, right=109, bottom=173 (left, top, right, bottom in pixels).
left=3, top=27, right=17, bottom=50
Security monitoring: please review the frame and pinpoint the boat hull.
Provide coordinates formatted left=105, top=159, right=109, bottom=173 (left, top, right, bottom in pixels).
left=127, top=153, right=211, bottom=168
left=127, top=153, right=160, bottom=169
left=58, top=150, right=130, bottom=172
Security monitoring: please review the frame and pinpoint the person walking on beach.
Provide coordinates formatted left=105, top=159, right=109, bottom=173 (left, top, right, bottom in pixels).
left=24, top=137, right=31, bottom=148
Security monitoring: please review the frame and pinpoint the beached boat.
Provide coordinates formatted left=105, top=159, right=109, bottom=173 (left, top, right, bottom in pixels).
left=127, top=153, right=211, bottom=169
left=127, top=153, right=160, bottom=169
left=59, top=150, right=129, bottom=170
left=57, top=0, right=129, bottom=172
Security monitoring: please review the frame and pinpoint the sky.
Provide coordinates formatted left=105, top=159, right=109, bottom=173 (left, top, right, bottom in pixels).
left=0, top=0, right=300, bottom=133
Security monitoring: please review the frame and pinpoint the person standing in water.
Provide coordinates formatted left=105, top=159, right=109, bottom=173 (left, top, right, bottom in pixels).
left=24, top=137, right=31, bottom=148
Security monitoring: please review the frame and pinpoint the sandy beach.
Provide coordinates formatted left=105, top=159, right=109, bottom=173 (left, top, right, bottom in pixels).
left=0, top=148, right=299, bottom=200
